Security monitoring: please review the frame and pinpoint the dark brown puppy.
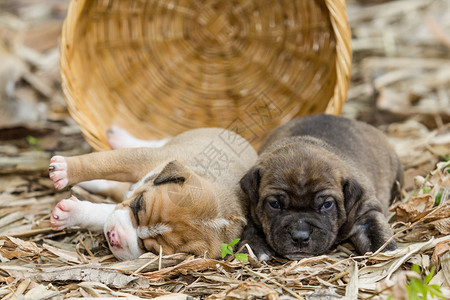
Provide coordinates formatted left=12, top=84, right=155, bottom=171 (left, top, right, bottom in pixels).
left=240, top=114, right=403, bottom=261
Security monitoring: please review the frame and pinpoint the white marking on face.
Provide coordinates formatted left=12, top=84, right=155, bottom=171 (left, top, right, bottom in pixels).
left=126, top=171, right=158, bottom=198
left=104, top=208, right=145, bottom=260
left=137, top=223, right=172, bottom=239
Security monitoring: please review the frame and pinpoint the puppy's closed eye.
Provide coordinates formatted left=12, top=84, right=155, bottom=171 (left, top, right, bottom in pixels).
left=130, top=193, right=144, bottom=224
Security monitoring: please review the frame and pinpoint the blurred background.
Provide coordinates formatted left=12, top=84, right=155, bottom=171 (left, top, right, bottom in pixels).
left=0, top=0, right=448, bottom=298
left=0, top=0, right=448, bottom=190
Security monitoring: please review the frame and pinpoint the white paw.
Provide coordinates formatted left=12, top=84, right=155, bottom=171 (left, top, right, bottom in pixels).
left=258, top=253, right=271, bottom=261
left=50, top=196, right=81, bottom=230
left=107, top=125, right=134, bottom=149
left=49, top=155, right=68, bottom=189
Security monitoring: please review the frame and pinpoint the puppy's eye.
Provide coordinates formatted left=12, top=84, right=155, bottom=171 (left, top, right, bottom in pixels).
left=321, top=197, right=334, bottom=211
left=268, top=199, right=281, bottom=209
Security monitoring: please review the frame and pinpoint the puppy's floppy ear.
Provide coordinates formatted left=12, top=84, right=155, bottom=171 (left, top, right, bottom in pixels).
left=240, top=167, right=261, bottom=203
left=154, top=161, right=190, bottom=185
left=342, top=177, right=397, bottom=254
left=342, top=177, right=364, bottom=215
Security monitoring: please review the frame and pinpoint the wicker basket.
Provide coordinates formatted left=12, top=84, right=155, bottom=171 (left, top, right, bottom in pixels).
left=60, top=0, right=351, bottom=151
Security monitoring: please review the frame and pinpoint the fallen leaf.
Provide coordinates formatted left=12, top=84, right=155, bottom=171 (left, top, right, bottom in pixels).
left=394, top=194, right=434, bottom=222
left=0, top=264, right=150, bottom=289
left=6, top=236, right=42, bottom=254
left=345, top=262, right=358, bottom=299
left=43, top=243, right=82, bottom=264
left=431, top=241, right=450, bottom=265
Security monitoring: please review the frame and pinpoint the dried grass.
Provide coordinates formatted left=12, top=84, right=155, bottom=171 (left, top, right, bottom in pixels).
left=0, top=0, right=449, bottom=299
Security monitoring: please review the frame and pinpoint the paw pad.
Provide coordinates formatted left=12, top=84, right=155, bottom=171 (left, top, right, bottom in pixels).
left=50, top=196, right=79, bottom=230
left=49, top=156, right=68, bottom=189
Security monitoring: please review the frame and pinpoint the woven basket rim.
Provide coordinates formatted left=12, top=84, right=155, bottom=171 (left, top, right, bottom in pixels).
left=60, top=0, right=352, bottom=151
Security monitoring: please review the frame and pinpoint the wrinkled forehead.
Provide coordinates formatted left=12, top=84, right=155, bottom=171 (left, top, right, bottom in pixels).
left=261, top=153, right=343, bottom=194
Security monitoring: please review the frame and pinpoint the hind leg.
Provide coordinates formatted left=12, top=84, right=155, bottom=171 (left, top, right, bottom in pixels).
left=77, top=180, right=131, bottom=202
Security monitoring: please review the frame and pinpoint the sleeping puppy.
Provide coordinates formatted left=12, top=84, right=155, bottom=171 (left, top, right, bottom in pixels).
left=49, top=127, right=257, bottom=260
left=239, top=114, right=403, bottom=261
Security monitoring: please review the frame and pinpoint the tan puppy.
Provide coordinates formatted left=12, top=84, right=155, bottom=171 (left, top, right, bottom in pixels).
left=49, top=127, right=257, bottom=260
left=239, top=114, right=403, bottom=260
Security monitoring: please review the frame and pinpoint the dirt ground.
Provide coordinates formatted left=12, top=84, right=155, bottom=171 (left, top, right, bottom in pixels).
left=0, top=0, right=449, bottom=299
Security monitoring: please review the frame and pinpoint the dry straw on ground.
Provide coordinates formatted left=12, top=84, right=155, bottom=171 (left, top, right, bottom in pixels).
left=0, top=0, right=449, bottom=299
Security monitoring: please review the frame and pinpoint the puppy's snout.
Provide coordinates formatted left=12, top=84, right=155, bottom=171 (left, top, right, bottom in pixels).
left=290, top=230, right=311, bottom=245
left=106, top=228, right=121, bottom=247
left=288, top=221, right=311, bottom=246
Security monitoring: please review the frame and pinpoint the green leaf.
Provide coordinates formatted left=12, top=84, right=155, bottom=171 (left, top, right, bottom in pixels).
left=26, top=135, right=40, bottom=145
left=411, top=264, right=421, bottom=274
left=228, top=238, right=240, bottom=247
left=434, top=191, right=442, bottom=206
left=221, top=243, right=230, bottom=258
left=428, top=284, right=444, bottom=299
left=424, top=267, right=435, bottom=284
left=422, top=187, right=431, bottom=194
left=408, top=278, right=425, bottom=300
left=234, top=253, right=248, bottom=262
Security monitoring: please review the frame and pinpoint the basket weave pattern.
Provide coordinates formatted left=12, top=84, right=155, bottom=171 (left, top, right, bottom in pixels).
left=61, top=0, right=351, bottom=151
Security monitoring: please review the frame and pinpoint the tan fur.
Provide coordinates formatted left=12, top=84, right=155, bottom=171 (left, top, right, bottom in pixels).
left=61, top=128, right=256, bottom=258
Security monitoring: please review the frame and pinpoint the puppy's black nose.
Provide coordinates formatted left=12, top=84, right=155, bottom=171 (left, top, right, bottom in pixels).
left=290, top=230, right=311, bottom=246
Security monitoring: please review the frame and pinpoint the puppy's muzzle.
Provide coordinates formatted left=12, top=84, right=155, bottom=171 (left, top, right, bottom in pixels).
left=288, top=221, right=312, bottom=247
left=106, top=228, right=120, bottom=248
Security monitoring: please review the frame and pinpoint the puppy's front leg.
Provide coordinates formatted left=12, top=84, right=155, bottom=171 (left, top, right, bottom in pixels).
left=350, top=210, right=397, bottom=254
left=49, top=147, right=172, bottom=189
left=239, top=220, right=276, bottom=261
left=50, top=196, right=116, bottom=232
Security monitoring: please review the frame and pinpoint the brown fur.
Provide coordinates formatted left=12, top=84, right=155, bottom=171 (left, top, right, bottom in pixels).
left=63, top=128, right=257, bottom=258
left=239, top=114, right=403, bottom=260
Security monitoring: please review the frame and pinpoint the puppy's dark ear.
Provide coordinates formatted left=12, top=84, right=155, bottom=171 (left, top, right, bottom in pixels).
left=154, top=161, right=189, bottom=185
left=342, top=177, right=364, bottom=214
left=240, top=167, right=261, bottom=203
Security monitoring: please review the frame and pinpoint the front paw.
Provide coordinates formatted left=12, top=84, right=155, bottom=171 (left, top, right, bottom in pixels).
left=50, top=196, right=80, bottom=230
left=350, top=212, right=397, bottom=254
left=49, top=155, right=68, bottom=189
left=238, top=239, right=276, bottom=261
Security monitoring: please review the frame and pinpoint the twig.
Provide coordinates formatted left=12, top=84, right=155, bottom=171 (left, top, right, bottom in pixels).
left=77, top=236, right=95, bottom=258
left=361, top=285, right=393, bottom=300
left=336, top=245, right=354, bottom=257
left=8, top=227, right=54, bottom=238
left=132, top=256, right=160, bottom=275
left=225, top=243, right=247, bottom=263
left=327, top=270, right=350, bottom=283
left=244, top=266, right=303, bottom=299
